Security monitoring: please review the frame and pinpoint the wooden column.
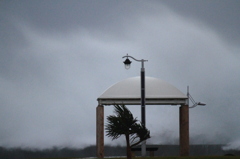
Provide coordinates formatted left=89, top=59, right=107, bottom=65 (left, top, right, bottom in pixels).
left=179, top=104, right=189, bottom=156
left=96, top=105, right=104, bottom=158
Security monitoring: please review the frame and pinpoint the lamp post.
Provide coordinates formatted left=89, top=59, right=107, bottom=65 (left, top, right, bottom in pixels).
left=123, top=54, right=148, bottom=157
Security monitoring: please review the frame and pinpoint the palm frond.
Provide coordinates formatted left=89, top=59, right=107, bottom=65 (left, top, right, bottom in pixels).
left=105, top=104, right=150, bottom=147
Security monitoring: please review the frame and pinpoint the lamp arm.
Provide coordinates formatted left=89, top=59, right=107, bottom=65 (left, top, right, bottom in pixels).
left=189, top=103, right=198, bottom=108
left=188, top=93, right=206, bottom=108
left=188, top=94, right=196, bottom=105
left=122, top=54, right=148, bottom=63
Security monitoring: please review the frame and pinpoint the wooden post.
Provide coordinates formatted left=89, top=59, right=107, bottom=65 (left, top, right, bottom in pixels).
left=179, top=104, right=189, bottom=156
left=149, top=151, right=154, bottom=157
left=96, top=105, right=104, bottom=158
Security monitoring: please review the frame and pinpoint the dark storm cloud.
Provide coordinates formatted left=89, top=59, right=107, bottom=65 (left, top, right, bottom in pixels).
left=0, top=0, right=240, bottom=150
left=161, top=0, right=240, bottom=45
left=2, top=0, right=148, bottom=37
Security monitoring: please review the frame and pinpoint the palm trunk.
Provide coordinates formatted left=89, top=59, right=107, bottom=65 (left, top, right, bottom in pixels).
left=125, top=133, right=132, bottom=159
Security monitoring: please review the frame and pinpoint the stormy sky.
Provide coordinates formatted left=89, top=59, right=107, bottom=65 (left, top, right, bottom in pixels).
left=1, top=0, right=240, bottom=150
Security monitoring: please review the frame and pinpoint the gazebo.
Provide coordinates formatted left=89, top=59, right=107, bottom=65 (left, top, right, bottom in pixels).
left=96, top=76, right=189, bottom=157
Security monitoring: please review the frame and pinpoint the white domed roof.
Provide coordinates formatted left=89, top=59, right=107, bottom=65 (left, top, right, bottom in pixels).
left=98, top=77, right=187, bottom=105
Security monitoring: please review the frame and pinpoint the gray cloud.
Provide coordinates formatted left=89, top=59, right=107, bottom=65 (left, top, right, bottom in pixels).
left=161, top=0, right=240, bottom=45
left=0, top=0, right=240, bottom=150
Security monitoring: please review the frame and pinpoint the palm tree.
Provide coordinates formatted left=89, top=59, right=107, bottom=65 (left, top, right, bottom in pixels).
left=106, top=105, right=150, bottom=159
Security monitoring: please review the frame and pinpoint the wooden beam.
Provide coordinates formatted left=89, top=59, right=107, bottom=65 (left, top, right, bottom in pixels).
left=96, top=105, right=104, bottom=158
left=179, top=105, right=189, bottom=156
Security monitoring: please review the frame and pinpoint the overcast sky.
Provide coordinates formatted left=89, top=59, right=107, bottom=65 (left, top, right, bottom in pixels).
left=1, top=0, right=240, bottom=150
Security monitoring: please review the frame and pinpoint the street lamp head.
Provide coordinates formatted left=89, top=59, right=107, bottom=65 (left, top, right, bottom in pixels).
left=123, top=58, right=132, bottom=70
left=197, top=102, right=206, bottom=106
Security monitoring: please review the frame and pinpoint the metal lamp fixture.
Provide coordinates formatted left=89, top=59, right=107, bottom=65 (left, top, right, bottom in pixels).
left=123, top=57, right=132, bottom=69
